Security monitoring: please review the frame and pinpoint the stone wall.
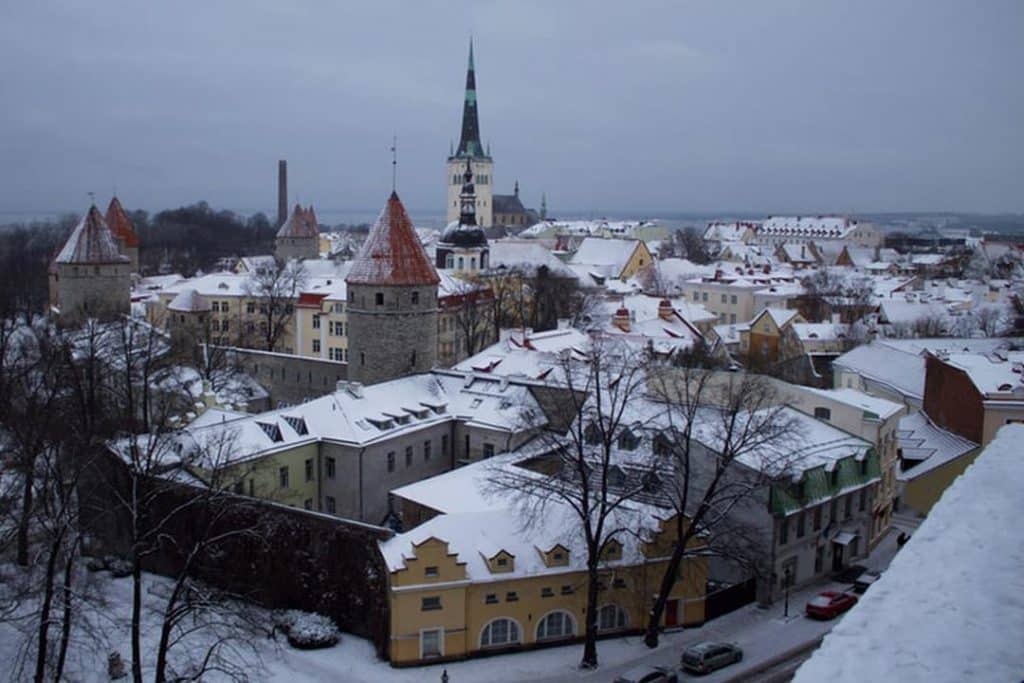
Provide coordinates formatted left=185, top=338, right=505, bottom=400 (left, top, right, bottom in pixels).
left=51, top=262, right=131, bottom=324
left=227, top=346, right=348, bottom=406
left=347, top=283, right=438, bottom=386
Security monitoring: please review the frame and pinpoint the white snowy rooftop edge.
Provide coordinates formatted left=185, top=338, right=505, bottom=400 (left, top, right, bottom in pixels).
left=793, top=423, right=1024, bottom=683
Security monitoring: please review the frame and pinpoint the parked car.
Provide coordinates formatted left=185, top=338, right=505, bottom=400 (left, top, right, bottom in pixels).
left=805, top=590, right=859, bottom=619
left=680, top=641, right=743, bottom=675
left=853, top=569, right=882, bottom=594
left=613, top=664, right=678, bottom=683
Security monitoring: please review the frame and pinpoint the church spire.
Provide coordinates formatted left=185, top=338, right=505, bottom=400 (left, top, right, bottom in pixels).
left=458, top=158, right=477, bottom=227
left=455, top=38, right=486, bottom=158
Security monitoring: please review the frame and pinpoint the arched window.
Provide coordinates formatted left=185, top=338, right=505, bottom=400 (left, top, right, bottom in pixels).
left=457, top=257, right=464, bottom=270
left=480, top=617, right=521, bottom=648
left=536, top=611, right=576, bottom=641
left=446, top=254, right=454, bottom=268
left=597, top=604, right=627, bottom=632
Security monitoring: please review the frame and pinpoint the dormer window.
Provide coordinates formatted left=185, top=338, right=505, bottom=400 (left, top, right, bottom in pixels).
left=607, top=465, right=626, bottom=488
left=601, top=539, right=622, bottom=561
left=584, top=422, right=601, bottom=445
left=617, top=428, right=639, bottom=451
left=652, top=432, right=672, bottom=456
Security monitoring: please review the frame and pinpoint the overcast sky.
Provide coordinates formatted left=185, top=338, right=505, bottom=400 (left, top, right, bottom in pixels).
left=1, top=1, right=1021, bottom=216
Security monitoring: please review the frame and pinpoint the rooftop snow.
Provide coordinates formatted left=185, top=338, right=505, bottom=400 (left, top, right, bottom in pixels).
left=760, top=216, right=858, bottom=239
left=793, top=424, right=1024, bottom=683
left=54, top=205, right=129, bottom=265
left=896, top=411, right=977, bottom=479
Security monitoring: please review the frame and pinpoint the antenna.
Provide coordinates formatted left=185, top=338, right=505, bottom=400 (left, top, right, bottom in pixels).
left=390, top=135, right=398, bottom=192
left=87, top=191, right=96, bottom=206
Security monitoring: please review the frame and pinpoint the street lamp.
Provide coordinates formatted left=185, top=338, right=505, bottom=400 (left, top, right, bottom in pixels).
left=441, top=669, right=449, bottom=683
left=783, top=566, right=792, bottom=618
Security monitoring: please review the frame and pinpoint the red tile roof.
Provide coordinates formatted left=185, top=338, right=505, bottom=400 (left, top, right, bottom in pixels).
left=54, top=205, right=128, bottom=265
left=105, top=197, right=140, bottom=248
left=346, top=192, right=440, bottom=286
left=276, top=204, right=320, bottom=239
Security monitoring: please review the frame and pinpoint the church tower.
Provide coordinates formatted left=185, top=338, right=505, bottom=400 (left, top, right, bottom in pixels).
left=346, top=192, right=440, bottom=385
left=436, top=158, right=489, bottom=274
left=446, top=40, right=493, bottom=227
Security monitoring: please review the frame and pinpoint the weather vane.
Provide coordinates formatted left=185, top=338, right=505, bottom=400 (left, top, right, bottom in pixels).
left=390, top=135, right=398, bottom=192
left=87, top=191, right=95, bottom=205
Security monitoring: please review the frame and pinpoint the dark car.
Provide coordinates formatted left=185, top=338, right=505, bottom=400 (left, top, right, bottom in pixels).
left=853, top=569, right=882, bottom=594
left=613, top=664, right=678, bottom=683
left=680, top=641, right=743, bottom=675
left=805, top=590, right=858, bottom=619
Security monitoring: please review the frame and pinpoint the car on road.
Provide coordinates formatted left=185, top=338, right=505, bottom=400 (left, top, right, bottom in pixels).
left=680, top=641, right=743, bottom=675
left=805, top=590, right=858, bottom=619
left=853, top=569, right=882, bottom=594
left=613, top=664, right=678, bottom=683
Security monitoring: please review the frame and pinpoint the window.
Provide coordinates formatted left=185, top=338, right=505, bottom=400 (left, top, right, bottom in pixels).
left=212, top=301, right=220, bottom=312
left=325, top=456, right=336, bottom=479
left=813, top=505, right=822, bottom=531
left=597, top=605, right=627, bottom=632
left=386, top=452, right=395, bottom=472
left=312, top=314, right=321, bottom=329
left=421, top=597, right=441, bottom=611
left=405, top=446, right=413, bottom=467
left=304, top=458, right=314, bottom=482
left=424, top=566, right=439, bottom=578
left=702, top=292, right=708, bottom=301
left=844, top=495, right=853, bottom=520
left=859, top=458, right=869, bottom=475
left=481, top=618, right=520, bottom=648
left=360, top=352, right=365, bottom=366
left=233, top=481, right=244, bottom=495
left=830, top=497, right=838, bottom=521
left=721, top=294, right=727, bottom=303
left=412, top=291, right=419, bottom=305
left=485, top=593, right=498, bottom=604
left=814, top=407, right=831, bottom=420
left=779, top=517, right=789, bottom=545
left=617, top=429, right=639, bottom=451
left=612, top=578, right=627, bottom=589
left=859, top=488, right=867, bottom=512
left=424, top=440, right=432, bottom=461
left=541, top=587, right=554, bottom=598
left=731, top=294, right=737, bottom=305
left=483, top=443, right=495, bottom=459
left=442, top=434, right=449, bottom=457
left=247, top=302, right=255, bottom=314
left=303, top=498, right=313, bottom=510
left=496, top=557, right=508, bottom=567
left=536, top=611, right=575, bottom=641
left=278, top=466, right=289, bottom=489
left=814, top=545, right=824, bottom=573
left=692, top=291, right=699, bottom=301
left=325, top=496, right=336, bottom=514
left=584, top=422, right=602, bottom=445
left=421, top=629, right=442, bottom=658
left=375, top=292, right=384, bottom=306
left=561, top=585, right=574, bottom=595
left=797, top=511, right=806, bottom=538
left=311, top=338, right=321, bottom=354
left=505, top=591, right=518, bottom=601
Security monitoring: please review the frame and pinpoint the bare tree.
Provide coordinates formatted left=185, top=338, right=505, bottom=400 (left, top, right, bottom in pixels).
left=488, top=339, right=655, bottom=669
left=800, top=269, right=876, bottom=323
left=242, top=257, right=306, bottom=352
left=641, top=368, right=799, bottom=647
left=450, top=277, right=496, bottom=359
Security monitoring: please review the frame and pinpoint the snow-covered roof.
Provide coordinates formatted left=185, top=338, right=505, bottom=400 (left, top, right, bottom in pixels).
left=940, top=350, right=1024, bottom=396
left=759, top=215, right=858, bottom=240
left=703, top=221, right=760, bottom=242
left=167, top=289, right=211, bottom=313
left=487, top=240, right=578, bottom=279
left=55, top=205, right=129, bottom=265
left=878, top=299, right=952, bottom=326
left=778, top=242, right=818, bottom=263
left=791, top=322, right=848, bottom=342
left=568, top=237, right=644, bottom=274
left=896, top=411, right=977, bottom=479
left=833, top=342, right=927, bottom=401
left=346, top=192, right=440, bottom=286
left=793, top=424, right=1024, bottom=683
left=757, top=307, right=801, bottom=328
left=797, top=387, right=904, bottom=420
left=382, top=453, right=671, bottom=580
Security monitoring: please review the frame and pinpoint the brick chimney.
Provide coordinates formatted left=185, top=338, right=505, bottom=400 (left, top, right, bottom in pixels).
left=657, top=298, right=674, bottom=321
left=612, top=306, right=630, bottom=332
left=277, top=160, right=288, bottom=228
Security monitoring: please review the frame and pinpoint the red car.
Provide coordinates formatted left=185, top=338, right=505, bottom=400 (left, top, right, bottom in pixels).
left=805, top=591, right=858, bottom=619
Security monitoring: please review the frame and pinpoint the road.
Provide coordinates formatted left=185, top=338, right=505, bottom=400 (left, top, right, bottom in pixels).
left=534, top=528, right=904, bottom=683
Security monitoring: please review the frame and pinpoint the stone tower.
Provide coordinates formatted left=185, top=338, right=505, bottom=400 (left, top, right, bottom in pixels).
left=446, top=40, right=493, bottom=227
left=275, top=204, right=320, bottom=261
left=105, top=196, right=140, bottom=272
left=436, top=158, right=489, bottom=274
left=346, top=192, right=440, bottom=385
left=48, top=204, right=131, bottom=324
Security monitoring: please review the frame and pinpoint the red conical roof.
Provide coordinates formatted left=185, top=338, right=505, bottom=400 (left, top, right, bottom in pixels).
left=105, top=196, right=140, bottom=248
left=346, top=192, right=440, bottom=286
left=54, top=205, right=128, bottom=265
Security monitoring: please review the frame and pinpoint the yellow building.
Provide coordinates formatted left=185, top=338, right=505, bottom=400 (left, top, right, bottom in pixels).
left=568, top=237, right=654, bottom=283
left=380, top=508, right=706, bottom=666
left=383, top=458, right=707, bottom=666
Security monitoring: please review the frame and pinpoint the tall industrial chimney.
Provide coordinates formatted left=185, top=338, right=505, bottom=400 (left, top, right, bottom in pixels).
left=277, top=160, right=288, bottom=227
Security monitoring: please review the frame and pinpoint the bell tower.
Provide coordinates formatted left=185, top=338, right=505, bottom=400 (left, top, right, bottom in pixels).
left=446, top=40, right=493, bottom=227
